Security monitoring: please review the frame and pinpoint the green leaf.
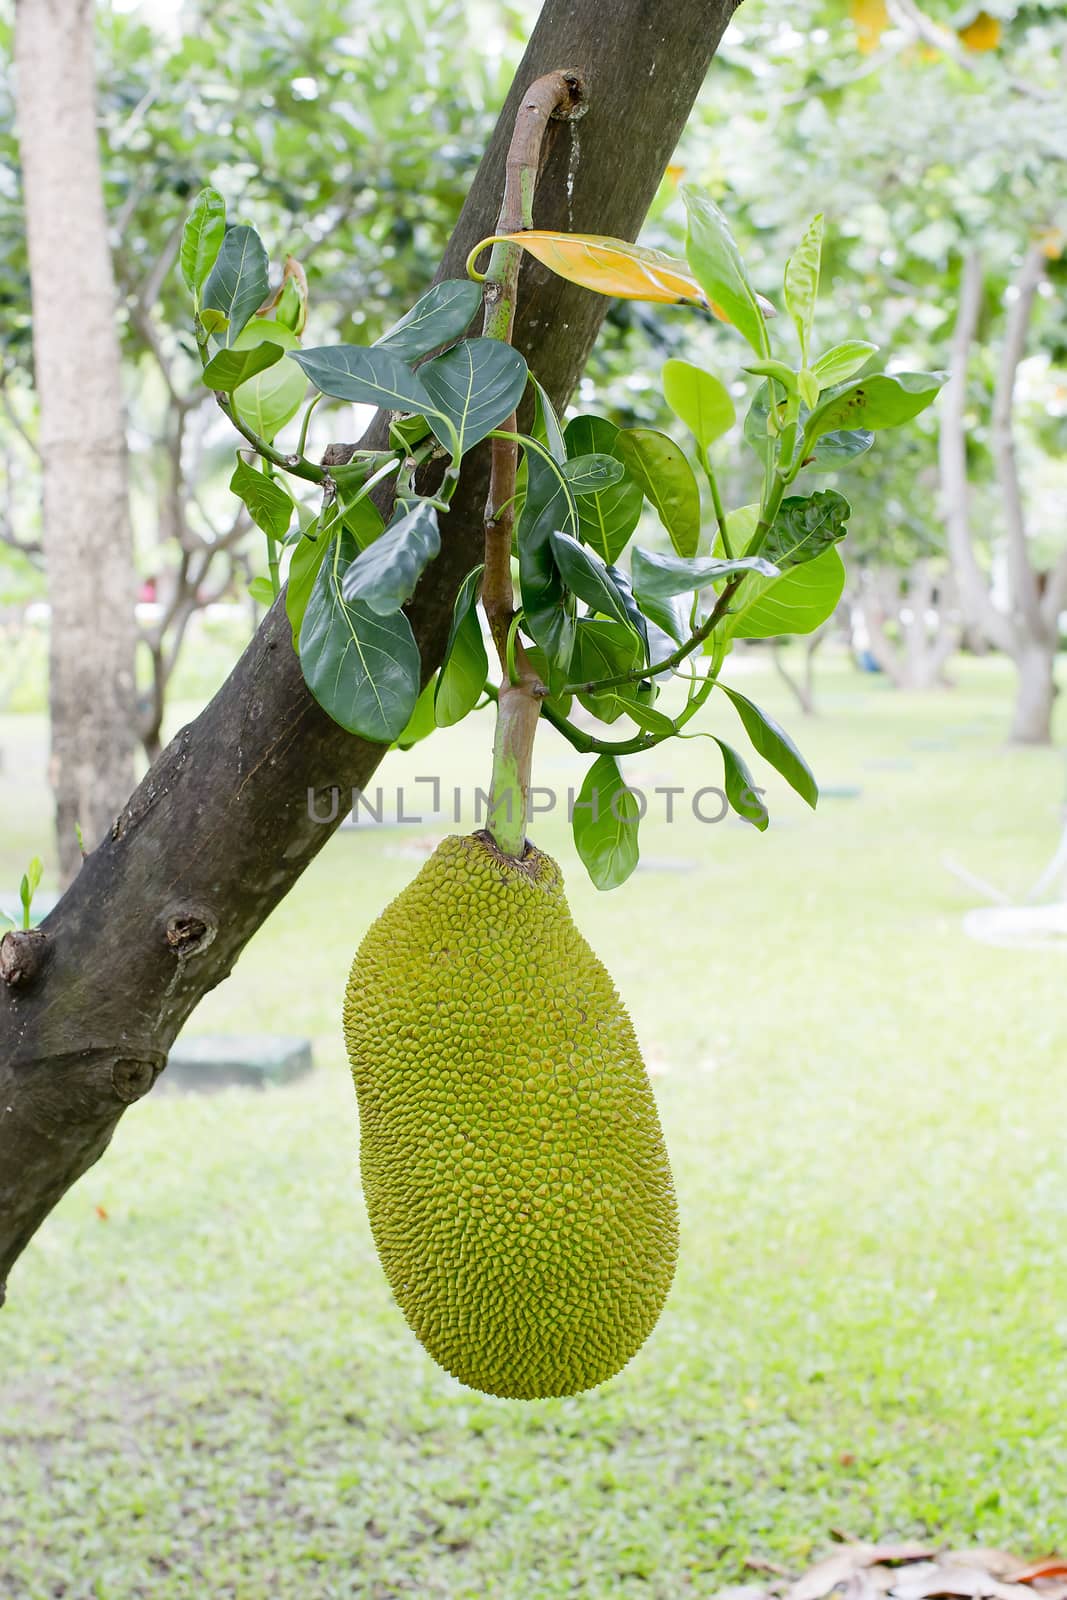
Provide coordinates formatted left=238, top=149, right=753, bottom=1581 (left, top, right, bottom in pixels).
left=728, top=546, right=846, bottom=640
left=761, top=490, right=850, bottom=570
left=299, top=536, right=421, bottom=743
left=613, top=428, right=701, bottom=558
left=342, top=491, right=386, bottom=552
left=742, top=358, right=799, bottom=394
left=248, top=576, right=276, bottom=606
left=811, top=340, right=880, bottom=389
left=198, top=308, right=230, bottom=337
left=202, top=341, right=284, bottom=393
left=286, top=522, right=332, bottom=649
left=631, top=544, right=777, bottom=601
left=516, top=443, right=578, bottom=674
left=419, top=337, right=528, bottom=457
left=549, top=530, right=633, bottom=628
left=390, top=414, right=433, bottom=450
left=394, top=679, right=439, bottom=750
left=713, top=738, right=768, bottom=831
left=783, top=213, right=823, bottom=365
left=435, top=566, right=488, bottom=728
left=290, top=344, right=432, bottom=413
left=229, top=456, right=294, bottom=541
left=798, top=369, right=820, bottom=411
left=683, top=187, right=768, bottom=357
left=720, top=684, right=818, bottom=807
left=806, top=371, right=946, bottom=440
left=231, top=321, right=306, bottom=442
left=374, top=278, right=483, bottom=361
left=529, top=375, right=566, bottom=463
left=572, top=755, right=640, bottom=890
left=564, top=414, right=643, bottom=565
left=181, top=188, right=226, bottom=298
left=804, top=428, right=875, bottom=473
left=562, top=454, right=625, bottom=494
left=201, top=224, right=270, bottom=347
left=340, top=502, right=440, bottom=616
left=662, top=359, right=735, bottom=451
left=20, top=856, right=42, bottom=911
left=570, top=619, right=643, bottom=721
left=525, top=645, right=573, bottom=719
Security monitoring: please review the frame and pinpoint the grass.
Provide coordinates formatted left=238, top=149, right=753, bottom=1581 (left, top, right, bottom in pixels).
left=2, top=649, right=1066, bottom=1599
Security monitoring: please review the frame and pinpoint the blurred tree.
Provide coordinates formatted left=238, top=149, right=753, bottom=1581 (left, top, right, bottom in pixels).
left=14, top=0, right=138, bottom=882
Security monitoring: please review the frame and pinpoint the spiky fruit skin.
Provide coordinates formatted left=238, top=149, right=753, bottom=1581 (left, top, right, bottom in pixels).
left=343, top=832, right=678, bottom=1400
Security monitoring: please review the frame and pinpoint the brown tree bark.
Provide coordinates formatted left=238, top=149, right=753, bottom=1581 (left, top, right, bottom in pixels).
left=14, top=0, right=139, bottom=880
left=0, top=0, right=744, bottom=1300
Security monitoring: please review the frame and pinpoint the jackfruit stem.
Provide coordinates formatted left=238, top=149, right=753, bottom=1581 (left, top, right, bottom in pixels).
left=488, top=681, right=542, bottom=857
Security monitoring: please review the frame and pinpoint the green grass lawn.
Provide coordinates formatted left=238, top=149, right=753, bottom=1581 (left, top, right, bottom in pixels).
left=2, top=651, right=1066, bottom=1599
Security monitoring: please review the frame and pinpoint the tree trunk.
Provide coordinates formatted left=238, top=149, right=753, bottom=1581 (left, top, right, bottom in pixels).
left=14, top=0, right=138, bottom=881
left=1009, top=639, right=1057, bottom=745
left=0, top=0, right=744, bottom=1300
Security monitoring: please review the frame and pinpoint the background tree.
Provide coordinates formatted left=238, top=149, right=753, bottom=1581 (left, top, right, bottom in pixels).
left=13, top=0, right=138, bottom=880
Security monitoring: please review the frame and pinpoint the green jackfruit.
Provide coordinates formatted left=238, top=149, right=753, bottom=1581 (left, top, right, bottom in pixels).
left=343, top=831, right=678, bottom=1399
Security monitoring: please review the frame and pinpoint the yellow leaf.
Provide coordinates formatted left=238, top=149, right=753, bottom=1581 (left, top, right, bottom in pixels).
left=850, top=0, right=889, bottom=55
left=469, top=231, right=775, bottom=328
left=958, top=9, right=1001, bottom=51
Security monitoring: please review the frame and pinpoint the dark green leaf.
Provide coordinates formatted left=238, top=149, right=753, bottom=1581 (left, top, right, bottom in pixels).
left=562, top=454, right=625, bottom=494
left=803, top=428, right=874, bottom=472
left=435, top=566, right=487, bottom=728
left=806, top=371, right=945, bottom=440
left=201, top=225, right=270, bottom=347
left=229, top=456, right=294, bottom=541
left=761, top=490, right=850, bottom=569
left=719, top=684, right=818, bottom=807
left=662, top=358, right=735, bottom=449
left=290, top=345, right=432, bottom=413
left=570, top=619, right=643, bottom=721
left=395, top=680, right=439, bottom=749
left=572, top=755, right=640, bottom=890
left=299, top=536, right=421, bottom=742
left=516, top=444, right=578, bottom=673
left=419, top=337, right=529, bottom=457
left=374, top=278, right=483, bottom=361
left=564, top=414, right=643, bottom=565
left=286, top=521, right=332, bottom=649
left=713, top=738, right=769, bottom=831
left=631, top=545, right=778, bottom=601
left=342, top=491, right=386, bottom=552
left=529, top=375, right=566, bottom=463
left=549, top=530, right=633, bottom=627
left=340, top=502, right=440, bottom=616
left=683, top=187, right=768, bottom=357
left=202, top=341, right=284, bottom=393
left=181, top=188, right=226, bottom=297
left=613, top=428, right=701, bottom=558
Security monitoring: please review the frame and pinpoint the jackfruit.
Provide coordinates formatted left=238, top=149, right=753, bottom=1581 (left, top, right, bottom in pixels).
left=343, top=831, right=678, bottom=1399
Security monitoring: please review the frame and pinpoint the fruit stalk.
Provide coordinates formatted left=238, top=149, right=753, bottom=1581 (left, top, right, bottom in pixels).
left=480, top=70, right=585, bottom=857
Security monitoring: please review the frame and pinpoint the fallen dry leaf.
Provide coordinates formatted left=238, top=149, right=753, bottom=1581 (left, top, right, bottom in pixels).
left=1013, top=1567, right=1067, bottom=1588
